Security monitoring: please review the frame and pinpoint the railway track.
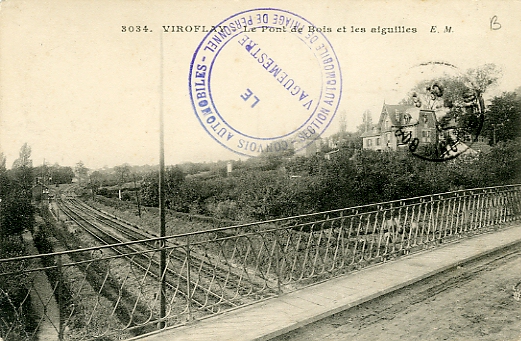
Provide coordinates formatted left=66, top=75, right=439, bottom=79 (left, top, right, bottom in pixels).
left=58, top=198, right=236, bottom=311
left=68, top=198, right=268, bottom=288
left=69, top=198, right=272, bottom=291
left=56, top=197, right=271, bottom=316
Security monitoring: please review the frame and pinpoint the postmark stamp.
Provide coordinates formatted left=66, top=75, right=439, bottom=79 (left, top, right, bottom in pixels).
left=392, top=62, right=485, bottom=162
left=189, top=8, right=342, bottom=157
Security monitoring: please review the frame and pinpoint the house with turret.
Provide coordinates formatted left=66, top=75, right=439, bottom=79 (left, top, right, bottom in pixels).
left=361, top=103, right=437, bottom=151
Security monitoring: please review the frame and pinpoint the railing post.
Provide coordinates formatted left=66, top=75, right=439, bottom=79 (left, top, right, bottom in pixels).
left=56, top=254, right=64, bottom=341
left=275, top=233, right=282, bottom=295
left=478, top=190, right=486, bottom=229
left=186, top=236, right=193, bottom=322
left=500, top=189, right=507, bottom=223
left=505, top=189, right=513, bottom=222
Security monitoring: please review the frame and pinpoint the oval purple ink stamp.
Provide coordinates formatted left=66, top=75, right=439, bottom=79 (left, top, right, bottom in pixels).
left=189, top=8, right=342, bottom=157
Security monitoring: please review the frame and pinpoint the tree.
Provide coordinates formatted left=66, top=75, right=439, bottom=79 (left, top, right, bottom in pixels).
left=75, top=161, right=89, bottom=184
left=0, top=153, right=8, bottom=198
left=2, top=144, right=35, bottom=236
left=140, top=166, right=186, bottom=209
left=113, top=164, right=131, bottom=201
left=1, top=193, right=34, bottom=236
left=140, top=172, right=159, bottom=207
left=482, top=92, right=521, bottom=145
left=338, top=111, right=347, bottom=133
left=358, top=110, right=373, bottom=134
left=465, top=63, right=501, bottom=96
left=0, top=153, right=10, bottom=235
left=11, top=143, right=34, bottom=197
left=478, top=138, right=521, bottom=185
left=398, top=64, right=501, bottom=159
left=12, top=143, right=32, bottom=169
left=114, top=164, right=131, bottom=185
left=89, top=171, right=103, bottom=200
left=0, top=152, right=6, bottom=170
left=402, top=64, right=500, bottom=109
left=327, top=131, right=362, bottom=156
left=165, top=166, right=185, bottom=195
left=50, top=165, right=74, bottom=184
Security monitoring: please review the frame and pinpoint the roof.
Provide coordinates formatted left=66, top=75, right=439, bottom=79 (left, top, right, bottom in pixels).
left=382, top=104, right=411, bottom=124
left=381, top=104, right=418, bottom=127
left=361, top=103, right=438, bottom=138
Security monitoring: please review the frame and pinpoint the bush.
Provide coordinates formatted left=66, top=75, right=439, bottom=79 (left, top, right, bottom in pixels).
left=93, top=140, right=521, bottom=222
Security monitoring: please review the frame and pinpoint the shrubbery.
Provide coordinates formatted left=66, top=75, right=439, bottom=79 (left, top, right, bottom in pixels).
left=127, top=139, right=521, bottom=222
left=0, top=145, right=38, bottom=340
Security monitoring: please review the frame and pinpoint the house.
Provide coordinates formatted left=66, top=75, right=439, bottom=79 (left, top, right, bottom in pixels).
left=324, top=149, right=339, bottom=160
left=361, top=103, right=437, bottom=151
left=294, top=136, right=323, bottom=156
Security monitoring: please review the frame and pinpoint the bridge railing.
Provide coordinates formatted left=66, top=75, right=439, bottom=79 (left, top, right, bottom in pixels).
left=1, top=184, right=520, bottom=340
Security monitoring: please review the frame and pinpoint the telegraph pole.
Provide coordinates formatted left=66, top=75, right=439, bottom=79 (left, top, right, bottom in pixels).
left=158, top=32, right=167, bottom=330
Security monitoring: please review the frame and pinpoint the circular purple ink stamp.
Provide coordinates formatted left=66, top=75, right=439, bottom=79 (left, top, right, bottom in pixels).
left=391, top=62, right=485, bottom=162
left=189, top=8, right=342, bottom=157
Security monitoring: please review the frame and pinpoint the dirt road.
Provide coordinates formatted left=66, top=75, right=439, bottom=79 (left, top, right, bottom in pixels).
left=273, top=246, right=521, bottom=341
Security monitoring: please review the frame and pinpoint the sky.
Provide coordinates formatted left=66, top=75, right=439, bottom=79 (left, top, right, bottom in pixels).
left=1, top=0, right=520, bottom=169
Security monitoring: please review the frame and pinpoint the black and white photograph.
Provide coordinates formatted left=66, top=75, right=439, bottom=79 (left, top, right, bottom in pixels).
left=1, top=1, right=521, bottom=340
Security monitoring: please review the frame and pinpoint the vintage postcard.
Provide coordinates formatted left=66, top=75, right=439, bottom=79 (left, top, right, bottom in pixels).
left=1, top=1, right=521, bottom=341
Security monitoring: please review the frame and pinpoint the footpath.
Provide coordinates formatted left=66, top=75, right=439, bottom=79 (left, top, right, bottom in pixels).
left=133, top=223, right=521, bottom=341
left=22, top=231, right=60, bottom=341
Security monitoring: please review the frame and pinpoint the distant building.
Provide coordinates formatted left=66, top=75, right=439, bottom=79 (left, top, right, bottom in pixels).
left=361, top=103, right=437, bottom=151
left=226, top=161, right=233, bottom=176
left=361, top=102, right=492, bottom=156
left=324, top=149, right=339, bottom=160
left=294, top=136, right=323, bottom=156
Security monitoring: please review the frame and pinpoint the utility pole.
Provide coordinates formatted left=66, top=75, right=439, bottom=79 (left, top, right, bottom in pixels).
left=158, top=32, right=167, bottom=330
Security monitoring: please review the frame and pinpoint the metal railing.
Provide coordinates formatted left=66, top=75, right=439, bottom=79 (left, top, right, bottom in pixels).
left=1, top=184, right=520, bottom=340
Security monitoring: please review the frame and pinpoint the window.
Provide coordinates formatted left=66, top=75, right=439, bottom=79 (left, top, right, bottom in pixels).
left=376, top=138, right=380, bottom=146
left=422, top=113, right=428, bottom=124
left=367, top=139, right=373, bottom=147
left=421, top=130, right=432, bottom=142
